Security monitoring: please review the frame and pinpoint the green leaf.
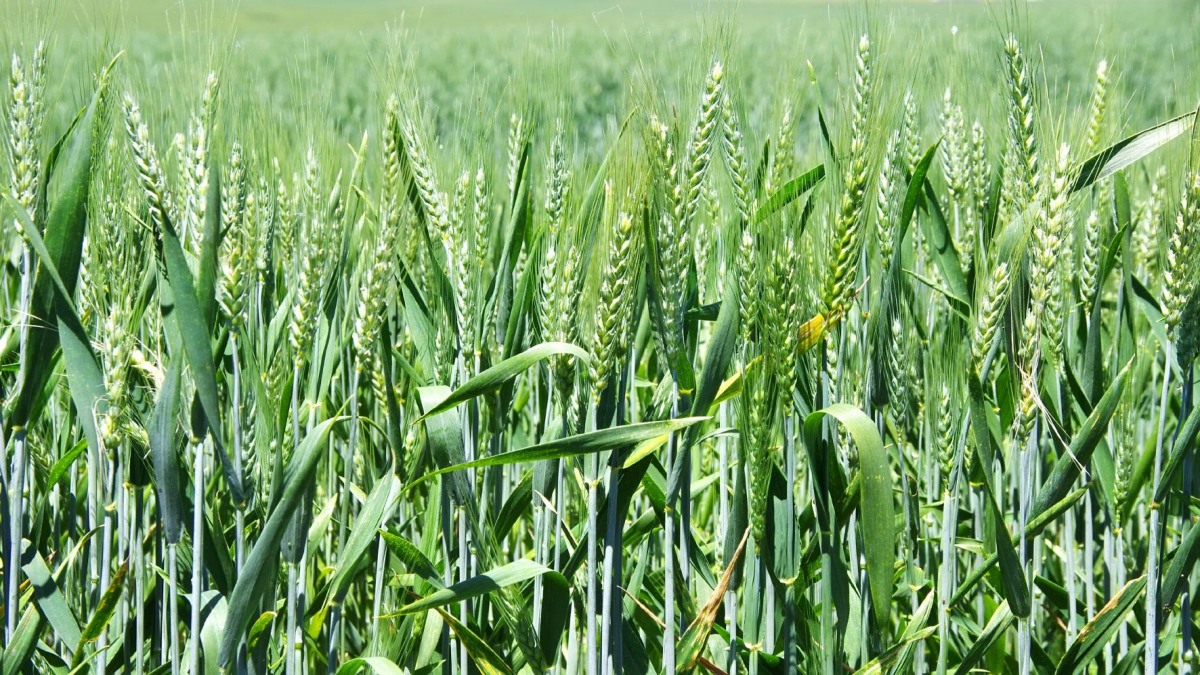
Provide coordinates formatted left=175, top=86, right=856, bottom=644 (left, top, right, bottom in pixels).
left=1054, top=577, right=1146, bottom=675
left=967, top=373, right=1030, bottom=618
left=1153, top=401, right=1200, bottom=505
left=408, top=417, right=708, bottom=490
left=200, top=593, right=228, bottom=675
left=77, top=561, right=128, bottom=646
left=803, top=404, right=893, bottom=628
left=918, top=179, right=970, bottom=307
left=381, top=530, right=443, bottom=586
left=897, top=142, right=941, bottom=270
left=1030, top=361, right=1131, bottom=522
left=996, top=107, right=1196, bottom=273
left=150, top=191, right=243, bottom=505
left=218, top=417, right=345, bottom=668
left=1, top=606, right=42, bottom=675
left=396, top=559, right=552, bottom=615
left=675, top=280, right=739, bottom=502
left=954, top=601, right=1014, bottom=675
left=952, top=364, right=1129, bottom=609
left=5, top=195, right=110, bottom=462
left=868, top=140, right=939, bottom=408
left=5, top=59, right=113, bottom=433
left=415, top=341, right=589, bottom=422
left=536, top=569, right=571, bottom=667
left=753, top=163, right=826, bottom=224
left=416, top=386, right=472, bottom=508
left=195, top=158, right=223, bottom=330
left=852, top=590, right=936, bottom=675
left=436, top=608, right=514, bottom=675
left=336, top=657, right=408, bottom=675
left=1160, top=509, right=1200, bottom=613
left=1070, top=107, right=1197, bottom=191
left=327, top=473, right=402, bottom=603
left=21, top=543, right=83, bottom=654
left=151, top=357, right=185, bottom=543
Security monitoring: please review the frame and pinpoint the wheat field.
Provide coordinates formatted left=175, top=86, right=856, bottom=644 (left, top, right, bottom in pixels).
left=1, top=1, right=1199, bottom=674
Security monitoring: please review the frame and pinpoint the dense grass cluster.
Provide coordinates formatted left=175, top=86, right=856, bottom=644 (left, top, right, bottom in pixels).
left=2, top=2, right=1200, bottom=674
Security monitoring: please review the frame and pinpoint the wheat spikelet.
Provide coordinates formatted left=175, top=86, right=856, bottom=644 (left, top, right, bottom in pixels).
left=1004, top=35, right=1040, bottom=203
left=123, top=94, right=174, bottom=237
left=506, top=112, right=525, bottom=196
left=589, top=208, right=637, bottom=401
left=969, top=120, right=988, bottom=229
left=901, top=89, right=921, bottom=175
left=1040, top=144, right=1072, bottom=364
left=1084, top=59, right=1109, bottom=155
left=681, top=61, right=723, bottom=232
left=822, top=34, right=873, bottom=314
left=1163, top=169, right=1200, bottom=334
left=875, top=131, right=903, bottom=271
left=7, top=41, right=46, bottom=237
left=721, top=92, right=752, bottom=225
left=972, top=262, right=1011, bottom=375
left=219, top=143, right=251, bottom=330
left=1078, top=209, right=1102, bottom=311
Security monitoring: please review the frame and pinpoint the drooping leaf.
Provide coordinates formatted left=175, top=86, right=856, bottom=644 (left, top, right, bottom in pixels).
left=803, top=404, right=893, bottom=628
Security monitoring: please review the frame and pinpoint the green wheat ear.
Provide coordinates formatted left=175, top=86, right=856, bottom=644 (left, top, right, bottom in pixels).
left=823, top=33, right=873, bottom=315
left=1164, top=170, right=1200, bottom=336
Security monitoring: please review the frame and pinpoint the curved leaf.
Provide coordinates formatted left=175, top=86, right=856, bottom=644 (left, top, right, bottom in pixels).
left=1071, top=108, right=1197, bottom=191
left=803, top=404, right=893, bottom=628
left=415, top=341, right=589, bottom=422
left=409, top=417, right=708, bottom=490
left=336, top=657, right=407, bottom=675
left=395, top=559, right=552, bottom=615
